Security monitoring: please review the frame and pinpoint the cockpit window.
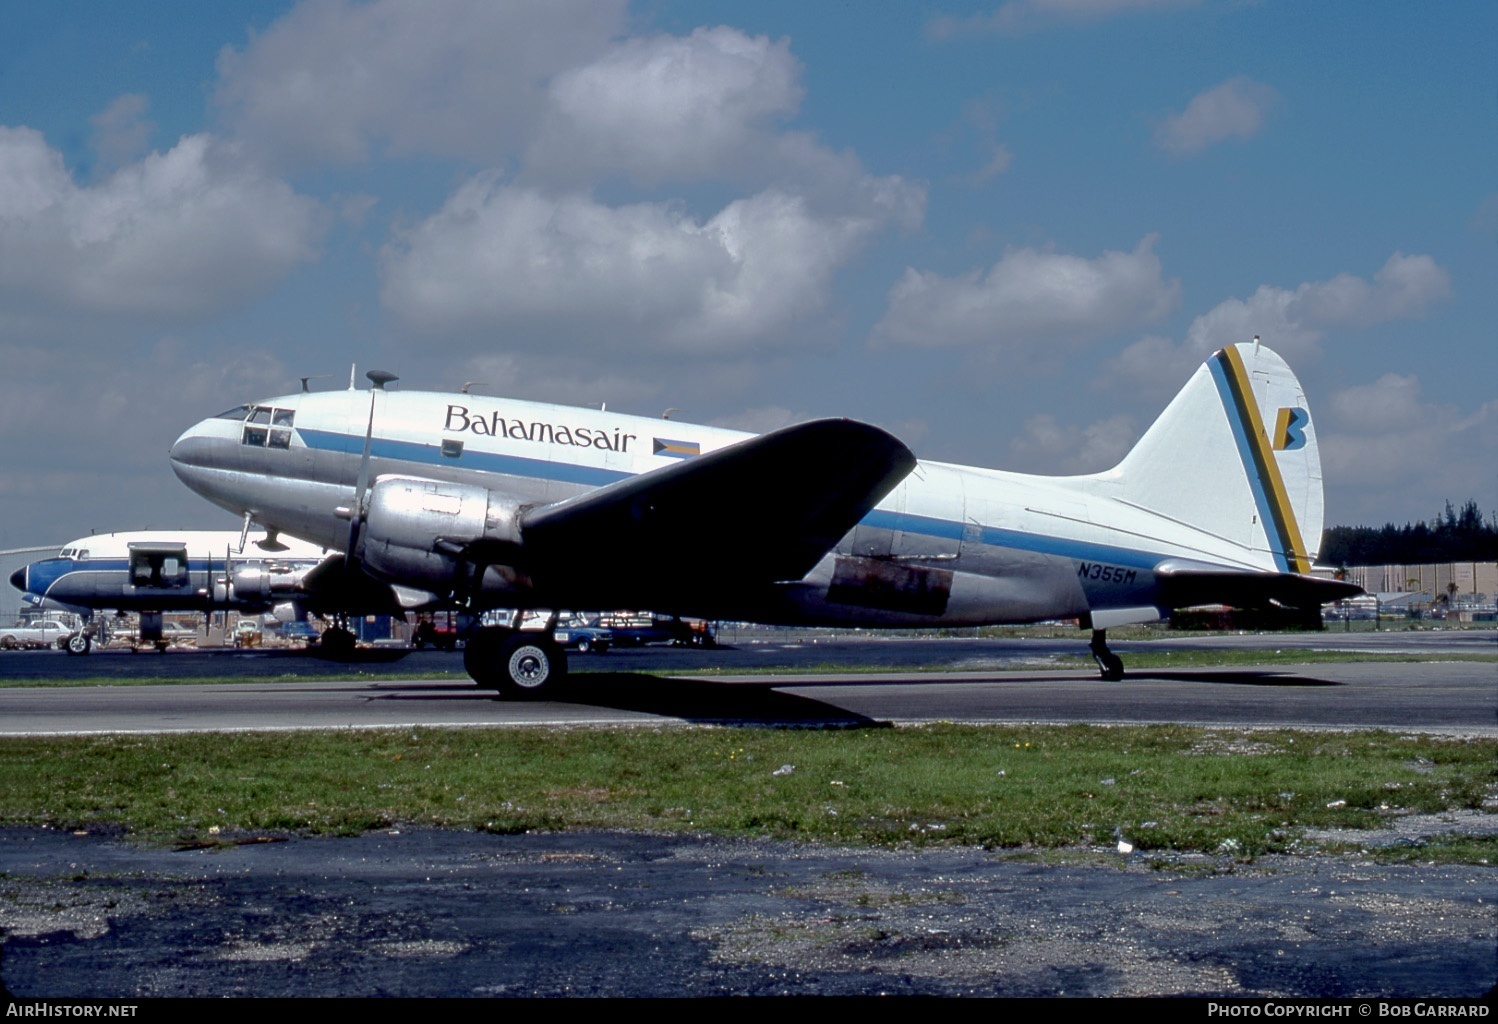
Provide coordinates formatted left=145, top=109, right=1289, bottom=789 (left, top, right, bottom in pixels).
left=241, top=407, right=296, bottom=449
left=214, top=406, right=252, bottom=421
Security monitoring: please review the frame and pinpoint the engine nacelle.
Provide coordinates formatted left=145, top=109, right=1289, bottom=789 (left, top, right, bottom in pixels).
left=359, top=475, right=530, bottom=597
left=228, top=562, right=308, bottom=603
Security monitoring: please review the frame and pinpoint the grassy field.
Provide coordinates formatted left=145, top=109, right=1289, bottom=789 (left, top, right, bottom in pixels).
left=3, top=723, right=1492, bottom=862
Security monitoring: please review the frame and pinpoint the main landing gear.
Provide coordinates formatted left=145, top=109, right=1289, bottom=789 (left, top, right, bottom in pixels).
left=1090, top=629, right=1125, bottom=682
left=463, top=626, right=568, bottom=700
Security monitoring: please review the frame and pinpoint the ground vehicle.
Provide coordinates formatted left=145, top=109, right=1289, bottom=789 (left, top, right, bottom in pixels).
left=412, top=618, right=461, bottom=650
left=553, top=622, right=613, bottom=653
left=596, top=613, right=713, bottom=647
left=0, top=619, right=78, bottom=650
left=233, top=619, right=262, bottom=648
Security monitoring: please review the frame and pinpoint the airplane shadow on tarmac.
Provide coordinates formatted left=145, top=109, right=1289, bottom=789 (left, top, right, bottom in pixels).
left=375, top=667, right=1341, bottom=726
left=375, top=673, right=888, bottom=726
left=1115, top=669, right=1343, bottom=687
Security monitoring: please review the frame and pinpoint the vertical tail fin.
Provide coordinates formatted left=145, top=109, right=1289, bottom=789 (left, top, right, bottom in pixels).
left=1108, top=341, right=1324, bottom=572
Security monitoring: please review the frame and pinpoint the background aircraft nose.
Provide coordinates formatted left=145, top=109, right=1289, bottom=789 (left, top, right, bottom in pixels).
left=9, top=566, right=27, bottom=592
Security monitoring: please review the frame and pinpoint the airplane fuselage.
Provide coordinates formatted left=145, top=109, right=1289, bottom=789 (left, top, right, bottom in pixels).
left=168, top=384, right=1289, bottom=630
left=12, top=531, right=329, bottom=615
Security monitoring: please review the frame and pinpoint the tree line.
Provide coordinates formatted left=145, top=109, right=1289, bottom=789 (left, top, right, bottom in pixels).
left=1320, top=500, right=1498, bottom=567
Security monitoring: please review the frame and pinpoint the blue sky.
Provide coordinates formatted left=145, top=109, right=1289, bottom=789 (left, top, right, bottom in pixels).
left=1, top=0, right=1493, bottom=575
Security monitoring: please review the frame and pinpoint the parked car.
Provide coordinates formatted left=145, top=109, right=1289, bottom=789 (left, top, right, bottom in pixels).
left=553, top=623, right=613, bottom=653
left=0, top=619, right=78, bottom=651
left=412, top=619, right=461, bottom=651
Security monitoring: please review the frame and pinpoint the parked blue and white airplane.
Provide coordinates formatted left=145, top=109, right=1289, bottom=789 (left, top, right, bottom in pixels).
left=9, top=529, right=342, bottom=653
left=166, top=340, right=1360, bottom=695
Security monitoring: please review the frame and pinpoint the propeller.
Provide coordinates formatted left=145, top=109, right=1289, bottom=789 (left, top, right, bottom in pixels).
left=343, top=371, right=399, bottom=570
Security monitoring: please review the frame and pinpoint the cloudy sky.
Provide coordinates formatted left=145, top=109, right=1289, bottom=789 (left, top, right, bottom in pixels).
left=1, top=0, right=1493, bottom=576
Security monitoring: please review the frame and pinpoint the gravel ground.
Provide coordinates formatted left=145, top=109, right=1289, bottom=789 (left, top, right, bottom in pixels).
left=2, top=825, right=1494, bottom=998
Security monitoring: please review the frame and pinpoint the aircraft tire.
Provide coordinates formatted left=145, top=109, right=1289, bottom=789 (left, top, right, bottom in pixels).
left=66, top=633, right=91, bottom=656
left=1100, top=654, right=1125, bottom=682
left=463, top=629, right=567, bottom=697
left=320, top=627, right=356, bottom=658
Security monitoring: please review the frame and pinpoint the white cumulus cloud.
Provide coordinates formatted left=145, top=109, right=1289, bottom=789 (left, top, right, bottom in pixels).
left=1101, top=252, right=1454, bottom=400
left=214, top=0, right=625, bottom=169
left=872, top=234, right=1180, bottom=349
left=379, top=178, right=901, bottom=353
left=1156, top=76, right=1277, bottom=156
left=528, top=26, right=803, bottom=186
left=1183, top=252, right=1451, bottom=358
left=1008, top=412, right=1140, bottom=474
left=0, top=127, right=326, bottom=337
left=1320, top=376, right=1498, bottom=525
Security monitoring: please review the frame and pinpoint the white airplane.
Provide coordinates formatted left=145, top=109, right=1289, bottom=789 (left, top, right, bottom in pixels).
left=166, top=340, right=1360, bottom=695
left=8, top=529, right=357, bottom=653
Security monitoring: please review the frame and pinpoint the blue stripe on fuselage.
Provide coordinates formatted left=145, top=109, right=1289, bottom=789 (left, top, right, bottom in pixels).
left=21, top=557, right=223, bottom=600
left=296, top=427, right=1173, bottom=573
left=860, top=510, right=1160, bottom=571
left=298, top=428, right=631, bottom=488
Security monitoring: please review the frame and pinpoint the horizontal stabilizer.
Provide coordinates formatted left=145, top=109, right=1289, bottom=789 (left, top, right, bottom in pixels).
left=1154, top=558, right=1363, bottom=611
left=521, top=418, right=916, bottom=606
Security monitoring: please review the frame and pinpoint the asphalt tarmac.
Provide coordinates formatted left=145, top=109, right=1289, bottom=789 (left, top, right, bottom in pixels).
left=2, top=631, right=1495, bottom=998
left=0, top=632, right=1494, bottom=736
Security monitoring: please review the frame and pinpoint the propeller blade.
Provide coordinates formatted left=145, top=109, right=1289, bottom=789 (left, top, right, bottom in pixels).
left=344, top=371, right=398, bottom=570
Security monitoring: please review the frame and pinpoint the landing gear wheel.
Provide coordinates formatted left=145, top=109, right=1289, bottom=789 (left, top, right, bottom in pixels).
left=1089, top=629, right=1125, bottom=681
left=497, top=635, right=566, bottom=699
left=66, top=633, right=90, bottom=655
left=320, top=627, right=356, bottom=657
left=463, top=628, right=567, bottom=698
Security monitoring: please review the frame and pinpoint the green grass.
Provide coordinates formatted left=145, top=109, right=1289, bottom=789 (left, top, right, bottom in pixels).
left=2, top=724, right=1492, bottom=860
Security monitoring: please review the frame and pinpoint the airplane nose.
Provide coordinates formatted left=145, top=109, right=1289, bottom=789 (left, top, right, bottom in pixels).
left=169, top=421, right=218, bottom=494
left=9, top=566, right=26, bottom=592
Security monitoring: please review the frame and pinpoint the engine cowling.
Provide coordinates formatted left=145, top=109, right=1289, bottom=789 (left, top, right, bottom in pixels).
left=358, top=474, right=531, bottom=597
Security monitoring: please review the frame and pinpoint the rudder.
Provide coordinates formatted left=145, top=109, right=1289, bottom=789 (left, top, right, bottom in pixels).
left=1105, top=341, right=1324, bottom=573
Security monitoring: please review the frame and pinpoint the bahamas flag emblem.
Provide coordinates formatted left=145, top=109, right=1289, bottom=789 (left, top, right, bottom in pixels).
left=653, top=437, right=700, bottom=459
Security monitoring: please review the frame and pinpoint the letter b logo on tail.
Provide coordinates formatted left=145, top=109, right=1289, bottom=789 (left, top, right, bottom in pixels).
left=1273, top=407, right=1309, bottom=451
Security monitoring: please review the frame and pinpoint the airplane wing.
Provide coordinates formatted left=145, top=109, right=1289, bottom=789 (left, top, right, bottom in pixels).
left=297, top=553, right=439, bottom=614
left=1153, top=558, right=1363, bottom=610
left=520, top=418, right=916, bottom=606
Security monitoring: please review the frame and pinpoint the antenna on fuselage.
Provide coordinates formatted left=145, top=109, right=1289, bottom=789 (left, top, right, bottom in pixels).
left=348, top=364, right=357, bottom=390
left=299, top=375, right=331, bottom=393
left=662, top=408, right=682, bottom=420
left=461, top=381, right=485, bottom=394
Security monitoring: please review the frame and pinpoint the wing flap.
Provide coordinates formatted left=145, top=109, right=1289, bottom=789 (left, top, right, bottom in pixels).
left=520, top=418, right=916, bottom=605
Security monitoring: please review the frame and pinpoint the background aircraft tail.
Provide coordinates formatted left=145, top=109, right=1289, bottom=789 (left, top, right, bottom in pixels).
left=1103, top=341, right=1325, bottom=573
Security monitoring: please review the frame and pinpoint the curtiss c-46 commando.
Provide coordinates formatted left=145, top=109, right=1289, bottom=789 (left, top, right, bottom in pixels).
left=166, top=341, right=1361, bottom=697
